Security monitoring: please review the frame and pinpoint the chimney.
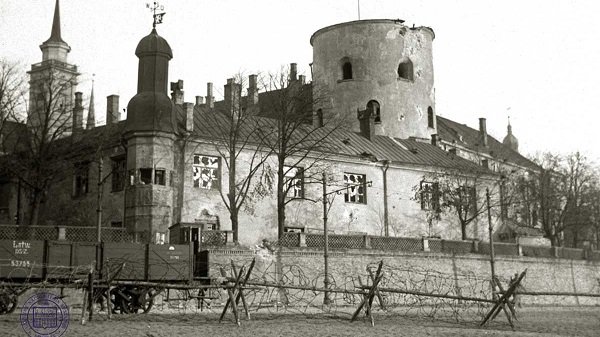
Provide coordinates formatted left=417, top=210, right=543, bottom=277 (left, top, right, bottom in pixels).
left=205, top=82, right=214, bottom=108
left=298, top=75, right=306, bottom=84
left=195, top=96, right=204, bottom=106
left=357, top=107, right=375, bottom=140
left=290, top=63, right=297, bottom=81
left=431, top=134, right=438, bottom=146
left=184, top=102, right=194, bottom=132
left=224, top=78, right=241, bottom=116
left=247, top=74, right=258, bottom=105
left=314, top=109, right=324, bottom=128
left=106, top=95, right=120, bottom=124
left=170, top=80, right=184, bottom=105
left=479, top=117, right=488, bottom=147
left=72, top=92, right=84, bottom=131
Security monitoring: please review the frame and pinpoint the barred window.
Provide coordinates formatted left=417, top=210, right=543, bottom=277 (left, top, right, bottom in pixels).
left=193, top=155, right=220, bottom=190
left=154, top=169, right=166, bottom=185
left=344, top=173, right=367, bottom=204
left=111, top=157, right=126, bottom=192
left=284, top=166, right=304, bottom=198
left=420, top=181, right=440, bottom=211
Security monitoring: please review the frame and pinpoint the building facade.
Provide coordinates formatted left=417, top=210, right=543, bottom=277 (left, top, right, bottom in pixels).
left=0, top=2, right=541, bottom=247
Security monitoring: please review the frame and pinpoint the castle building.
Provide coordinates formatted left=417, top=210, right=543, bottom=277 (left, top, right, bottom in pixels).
left=0, top=2, right=540, bottom=246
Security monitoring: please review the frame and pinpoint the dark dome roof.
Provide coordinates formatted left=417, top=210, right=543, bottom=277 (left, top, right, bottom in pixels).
left=126, top=92, right=175, bottom=133
left=135, top=29, right=173, bottom=59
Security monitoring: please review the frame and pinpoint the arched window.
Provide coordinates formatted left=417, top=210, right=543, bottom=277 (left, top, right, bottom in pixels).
left=427, top=106, right=434, bottom=128
left=398, top=58, right=414, bottom=81
left=341, top=57, right=353, bottom=80
left=367, top=100, right=381, bottom=124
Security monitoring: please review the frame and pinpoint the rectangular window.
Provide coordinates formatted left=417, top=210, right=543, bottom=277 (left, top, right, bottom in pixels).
left=458, top=185, right=477, bottom=214
left=284, top=166, right=304, bottom=198
left=73, top=162, right=89, bottom=197
left=344, top=173, right=367, bottom=204
left=111, top=157, right=126, bottom=192
left=154, top=169, right=166, bottom=185
left=481, top=159, right=489, bottom=169
left=139, top=168, right=152, bottom=185
left=110, top=221, right=123, bottom=228
left=193, top=155, right=220, bottom=190
left=420, top=181, right=440, bottom=211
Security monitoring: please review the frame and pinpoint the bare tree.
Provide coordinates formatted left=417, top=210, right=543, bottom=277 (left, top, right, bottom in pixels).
left=414, top=168, right=497, bottom=240
left=256, top=68, right=344, bottom=239
left=0, top=59, right=27, bottom=150
left=200, top=75, right=274, bottom=243
left=528, top=152, right=597, bottom=247
left=0, top=67, right=80, bottom=226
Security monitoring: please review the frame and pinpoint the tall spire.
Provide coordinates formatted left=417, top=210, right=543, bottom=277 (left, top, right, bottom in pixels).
left=46, top=0, right=65, bottom=44
left=86, top=77, right=96, bottom=129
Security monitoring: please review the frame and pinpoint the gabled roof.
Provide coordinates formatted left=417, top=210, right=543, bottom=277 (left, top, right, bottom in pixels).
left=436, top=115, right=540, bottom=171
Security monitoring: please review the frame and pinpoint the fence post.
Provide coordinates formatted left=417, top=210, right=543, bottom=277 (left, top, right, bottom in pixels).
left=517, top=243, right=523, bottom=256
left=364, top=235, right=371, bottom=249
left=472, top=240, right=479, bottom=253
left=299, top=233, right=306, bottom=247
left=552, top=246, right=560, bottom=258
left=226, top=231, right=234, bottom=246
left=57, top=226, right=66, bottom=240
left=422, top=237, right=430, bottom=252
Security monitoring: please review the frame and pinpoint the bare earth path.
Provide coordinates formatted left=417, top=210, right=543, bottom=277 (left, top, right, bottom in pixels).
left=1, top=307, right=598, bottom=336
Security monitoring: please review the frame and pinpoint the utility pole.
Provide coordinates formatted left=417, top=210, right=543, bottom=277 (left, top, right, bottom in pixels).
left=96, top=158, right=103, bottom=243
left=486, top=188, right=496, bottom=292
left=322, top=172, right=331, bottom=305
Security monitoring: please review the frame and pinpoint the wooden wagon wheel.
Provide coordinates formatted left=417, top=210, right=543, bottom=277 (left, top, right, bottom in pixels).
left=110, top=286, right=134, bottom=314
left=131, top=287, right=155, bottom=314
left=110, top=286, right=155, bottom=314
left=0, top=289, right=18, bottom=315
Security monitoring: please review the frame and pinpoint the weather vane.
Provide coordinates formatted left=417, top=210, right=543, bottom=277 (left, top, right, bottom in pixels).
left=146, top=2, right=166, bottom=28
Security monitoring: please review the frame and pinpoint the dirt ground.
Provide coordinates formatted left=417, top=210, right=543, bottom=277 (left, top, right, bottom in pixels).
left=1, top=306, right=599, bottom=337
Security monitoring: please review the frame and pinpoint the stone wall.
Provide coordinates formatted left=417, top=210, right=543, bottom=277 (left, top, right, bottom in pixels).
left=208, top=247, right=600, bottom=306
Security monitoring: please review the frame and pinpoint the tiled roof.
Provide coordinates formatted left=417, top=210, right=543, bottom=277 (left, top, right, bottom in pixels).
left=436, top=116, right=540, bottom=171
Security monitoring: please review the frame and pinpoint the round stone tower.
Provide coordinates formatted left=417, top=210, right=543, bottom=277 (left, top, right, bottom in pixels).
left=311, top=19, right=436, bottom=140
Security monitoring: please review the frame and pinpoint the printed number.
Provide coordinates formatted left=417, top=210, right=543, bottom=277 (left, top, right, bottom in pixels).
left=10, top=260, right=31, bottom=267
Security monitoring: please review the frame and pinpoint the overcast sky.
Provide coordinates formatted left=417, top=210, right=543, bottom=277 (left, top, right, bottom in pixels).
left=1, top=0, right=599, bottom=161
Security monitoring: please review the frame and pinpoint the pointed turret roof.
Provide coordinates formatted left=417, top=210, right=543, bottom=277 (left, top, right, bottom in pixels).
left=86, top=81, right=96, bottom=129
left=502, top=117, right=519, bottom=152
left=45, top=0, right=66, bottom=44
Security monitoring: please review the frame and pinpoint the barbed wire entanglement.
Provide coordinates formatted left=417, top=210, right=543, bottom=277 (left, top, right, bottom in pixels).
left=147, top=250, right=494, bottom=323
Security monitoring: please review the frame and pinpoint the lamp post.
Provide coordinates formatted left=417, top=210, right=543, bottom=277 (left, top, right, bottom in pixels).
left=321, top=172, right=372, bottom=305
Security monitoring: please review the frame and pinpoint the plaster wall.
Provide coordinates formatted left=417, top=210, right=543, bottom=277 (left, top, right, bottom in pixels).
left=312, top=20, right=435, bottom=140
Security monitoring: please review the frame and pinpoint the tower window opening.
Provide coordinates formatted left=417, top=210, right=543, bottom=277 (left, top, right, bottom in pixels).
left=341, top=57, right=353, bottom=80
left=367, top=100, right=381, bottom=124
left=398, top=58, right=414, bottom=81
left=427, top=106, right=434, bottom=128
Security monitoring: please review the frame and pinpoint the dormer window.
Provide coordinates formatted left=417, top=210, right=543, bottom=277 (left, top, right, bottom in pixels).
left=367, top=100, right=381, bottom=124
left=398, top=58, right=414, bottom=81
left=341, top=57, right=353, bottom=80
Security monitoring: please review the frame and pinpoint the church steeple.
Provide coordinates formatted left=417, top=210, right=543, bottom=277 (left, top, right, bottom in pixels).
left=86, top=78, right=96, bottom=129
left=40, top=0, right=71, bottom=62
left=502, top=117, right=519, bottom=152
left=45, top=0, right=65, bottom=44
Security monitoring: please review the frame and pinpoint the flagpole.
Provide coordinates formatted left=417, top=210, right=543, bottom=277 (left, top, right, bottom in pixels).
left=358, top=0, right=361, bottom=20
